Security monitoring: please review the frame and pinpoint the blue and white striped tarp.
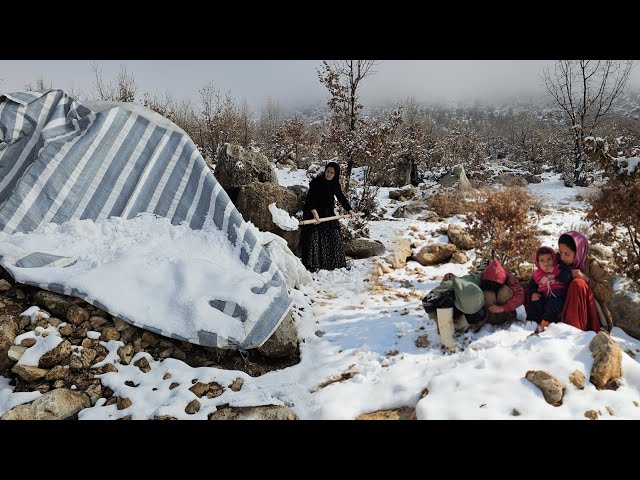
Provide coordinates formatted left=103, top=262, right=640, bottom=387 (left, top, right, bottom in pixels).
left=0, top=89, right=293, bottom=349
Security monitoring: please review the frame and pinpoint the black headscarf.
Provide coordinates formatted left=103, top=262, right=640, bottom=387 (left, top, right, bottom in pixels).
left=304, top=161, right=351, bottom=216
left=319, top=161, right=341, bottom=184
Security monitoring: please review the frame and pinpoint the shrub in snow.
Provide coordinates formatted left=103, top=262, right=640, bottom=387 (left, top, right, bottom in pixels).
left=586, top=136, right=640, bottom=284
left=467, top=186, right=540, bottom=274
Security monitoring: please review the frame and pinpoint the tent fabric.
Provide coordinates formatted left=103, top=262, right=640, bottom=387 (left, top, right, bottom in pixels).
left=0, top=89, right=292, bottom=349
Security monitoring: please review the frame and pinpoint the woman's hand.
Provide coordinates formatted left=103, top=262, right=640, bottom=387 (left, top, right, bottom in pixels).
left=531, top=293, right=540, bottom=302
left=488, top=305, right=505, bottom=314
left=312, top=209, right=320, bottom=224
left=349, top=210, right=357, bottom=218
left=571, top=269, right=589, bottom=282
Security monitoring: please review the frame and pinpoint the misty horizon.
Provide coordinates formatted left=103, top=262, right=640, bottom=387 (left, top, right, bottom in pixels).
left=1, top=60, right=639, bottom=113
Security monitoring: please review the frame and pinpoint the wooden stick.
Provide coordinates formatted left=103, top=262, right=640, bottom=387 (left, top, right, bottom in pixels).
left=298, top=212, right=364, bottom=226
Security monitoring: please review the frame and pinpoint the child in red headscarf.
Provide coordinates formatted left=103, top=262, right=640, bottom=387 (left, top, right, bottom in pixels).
left=527, top=246, right=572, bottom=333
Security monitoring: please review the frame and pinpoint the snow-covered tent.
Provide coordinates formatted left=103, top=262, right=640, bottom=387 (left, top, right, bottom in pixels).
left=0, top=89, right=293, bottom=349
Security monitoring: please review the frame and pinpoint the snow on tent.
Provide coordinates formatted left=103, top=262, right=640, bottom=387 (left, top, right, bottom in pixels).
left=0, top=89, right=293, bottom=349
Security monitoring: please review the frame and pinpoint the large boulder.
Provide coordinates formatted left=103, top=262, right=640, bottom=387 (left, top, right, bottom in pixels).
left=610, top=292, right=640, bottom=340
left=589, top=331, right=622, bottom=390
left=287, top=185, right=309, bottom=214
left=495, top=173, right=527, bottom=187
left=1, top=389, right=90, bottom=420
left=256, top=312, right=298, bottom=359
left=235, top=182, right=300, bottom=253
left=413, top=243, right=457, bottom=266
left=385, top=238, right=412, bottom=269
left=390, top=157, right=413, bottom=187
left=447, top=224, right=476, bottom=250
left=31, top=291, right=82, bottom=319
left=345, top=239, right=385, bottom=259
left=215, top=143, right=277, bottom=202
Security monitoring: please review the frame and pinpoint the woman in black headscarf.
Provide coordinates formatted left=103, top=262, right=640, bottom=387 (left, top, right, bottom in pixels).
left=300, top=161, right=356, bottom=272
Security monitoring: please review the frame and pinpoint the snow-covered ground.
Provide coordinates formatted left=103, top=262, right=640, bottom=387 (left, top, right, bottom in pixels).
left=2, top=168, right=639, bottom=420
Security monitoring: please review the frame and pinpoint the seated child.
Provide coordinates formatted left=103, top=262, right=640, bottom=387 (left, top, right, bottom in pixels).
left=527, top=246, right=572, bottom=333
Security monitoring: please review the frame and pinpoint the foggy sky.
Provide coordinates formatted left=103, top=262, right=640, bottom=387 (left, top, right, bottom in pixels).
left=1, top=60, right=638, bottom=112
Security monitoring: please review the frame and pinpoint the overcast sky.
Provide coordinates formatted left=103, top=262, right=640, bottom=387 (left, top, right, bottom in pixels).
left=1, top=60, right=639, bottom=112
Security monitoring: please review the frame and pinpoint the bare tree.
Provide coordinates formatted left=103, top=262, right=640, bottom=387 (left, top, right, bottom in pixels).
left=91, top=61, right=115, bottom=101
left=318, top=60, right=380, bottom=191
left=238, top=98, right=254, bottom=147
left=24, top=76, right=52, bottom=92
left=542, top=60, right=634, bottom=185
left=90, top=62, right=137, bottom=102
left=256, top=97, right=282, bottom=144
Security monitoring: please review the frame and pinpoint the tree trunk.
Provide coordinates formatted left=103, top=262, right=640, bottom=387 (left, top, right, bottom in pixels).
left=344, top=158, right=354, bottom=192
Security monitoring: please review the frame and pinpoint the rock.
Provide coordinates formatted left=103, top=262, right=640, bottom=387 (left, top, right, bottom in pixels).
left=569, top=370, right=586, bottom=390
left=189, top=382, right=209, bottom=398
left=0, top=279, right=12, bottom=292
left=39, top=340, right=72, bottom=368
left=209, top=405, right=297, bottom=420
left=117, top=397, right=132, bottom=410
left=69, top=356, right=84, bottom=371
left=1, top=389, right=90, bottom=420
left=0, top=316, right=19, bottom=372
left=609, top=292, right=640, bottom=340
left=345, top=239, right=385, bottom=259
left=413, top=243, right=457, bottom=266
left=100, top=327, right=120, bottom=341
left=140, top=331, right=160, bottom=347
left=287, top=184, right=308, bottom=214
left=81, top=348, right=97, bottom=368
left=256, top=312, right=298, bottom=359
left=185, top=400, right=201, bottom=414
left=215, top=143, right=277, bottom=203
left=206, top=383, right=224, bottom=399
left=20, top=338, right=36, bottom=348
left=589, top=244, right=612, bottom=264
left=11, top=364, right=49, bottom=382
left=385, top=238, right=412, bottom=269
left=59, top=324, right=75, bottom=337
left=113, top=317, right=129, bottom=332
left=389, top=187, right=416, bottom=200
left=89, top=316, right=109, bottom=329
left=356, top=406, right=416, bottom=420
left=8, top=345, right=27, bottom=362
left=134, top=357, right=151, bottom=373
left=45, top=364, right=68, bottom=381
left=511, top=408, right=521, bottom=416
left=584, top=410, right=599, bottom=420
left=235, top=182, right=300, bottom=252
left=415, top=335, right=430, bottom=348
left=525, top=370, right=564, bottom=406
left=523, top=174, right=542, bottom=184
left=229, top=378, right=244, bottom=392
left=447, top=224, right=476, bottom=250
left=99, top=363, right=118, bottom=374
left=85, top=383, right=103, bottom=405
left=495, top=173, right=527, bottom=187
left=66, top=305, right=90, bottom=326
left=589, top=331, right=622, bottom=390
left=32, top=291, right=76, bottom=318
left=15, top=289, right=25, bottom=300
left=450, top=251, right=468, bottom=264
left=417, top=211, right=439, bottom=222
